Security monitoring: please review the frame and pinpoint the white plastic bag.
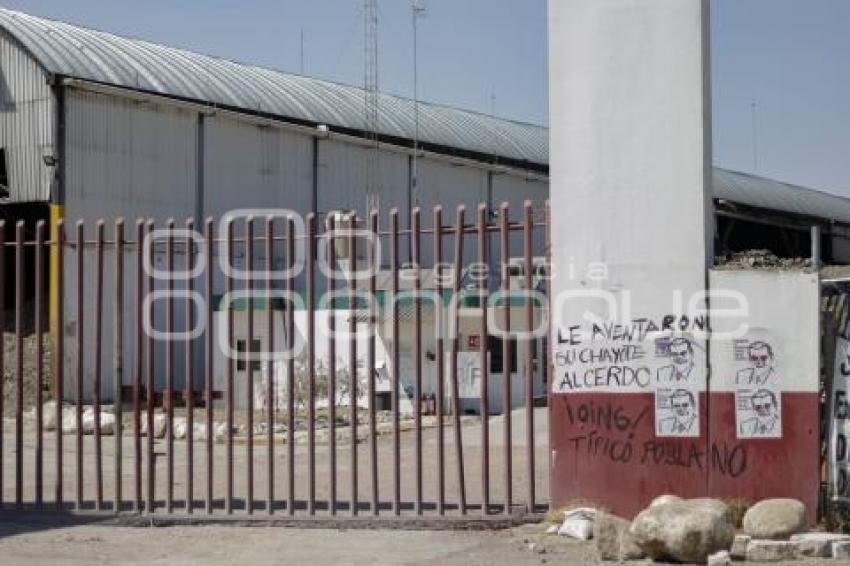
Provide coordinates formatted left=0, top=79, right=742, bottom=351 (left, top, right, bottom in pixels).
left=557, top=507, right=597, bottom=540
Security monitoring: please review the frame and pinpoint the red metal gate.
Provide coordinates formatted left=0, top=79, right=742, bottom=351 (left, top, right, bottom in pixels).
left=0, top=201, right=550, bottom=520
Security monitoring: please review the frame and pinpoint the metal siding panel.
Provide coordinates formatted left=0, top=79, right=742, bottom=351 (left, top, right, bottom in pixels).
left=317, top=138, right=408, bottom=216
left=202, top=113, right=314, bottom=218
left=64, top=88, right=195, bottom=224
left=0, top=32, right=53, bottom=202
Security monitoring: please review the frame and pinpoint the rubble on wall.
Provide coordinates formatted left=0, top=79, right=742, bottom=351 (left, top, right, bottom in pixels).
left=714, top=249, right=814, bottom=271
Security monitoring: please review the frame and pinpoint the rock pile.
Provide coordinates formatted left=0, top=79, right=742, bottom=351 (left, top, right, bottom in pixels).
left=551, top=495, right=850, bottom=563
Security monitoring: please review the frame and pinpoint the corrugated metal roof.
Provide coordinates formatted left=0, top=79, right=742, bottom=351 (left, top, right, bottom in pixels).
left=713, top=168, right=850, bottom=224
left=2, top=9, right=850, bottom=223
left=0, top=8, right=547, bottom=167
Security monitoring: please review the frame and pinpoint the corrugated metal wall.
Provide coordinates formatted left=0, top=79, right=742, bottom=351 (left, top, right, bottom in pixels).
left=0, top=32, right=54, bottom=203
left=64, top=89, right=197, bottom=223
left=58, top=86, right=549, bottom=400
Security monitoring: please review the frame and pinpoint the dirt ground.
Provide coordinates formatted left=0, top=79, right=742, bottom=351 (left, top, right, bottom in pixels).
left=0, top=520, right=846, bottom=566
left=0, top=521, right=594, bottom=566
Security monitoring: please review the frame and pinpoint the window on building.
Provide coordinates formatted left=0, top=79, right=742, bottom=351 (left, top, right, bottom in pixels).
left=0, top=148, right=8, bottom=199
left=236, top=339, right=262, bottom=372
left=488, top=336, right=517, bottom=374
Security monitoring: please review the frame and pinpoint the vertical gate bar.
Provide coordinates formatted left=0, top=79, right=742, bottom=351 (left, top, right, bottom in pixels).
left=499, top=203, right=512, bottom=516
left=185, top=219, right=195, bottom=514
left=93, top=221, right=104, bottom=510
left=225, top=218, right=234, bottom=515
left=306, top=212, right=316, bottom=516
left=523, top=201, right=535, bottom=514
left=204, top=218, right=214, bottom=514
left=412, top=207, right=423, bottom=515
left=389, top=208, right=400, bottom=516
left=14, top=221, right=24, bottom=509
left=544, top=200, right=552, bottom=509
left=0, top=221, right=4, bottom=507
left=35, top=221, right=45, bottom=508
left=265, top=216, right=274, bottom=515
left=246, top=217, right=255, bottom=515
left=134, top=220, right=144, bottom=512
left=477, top=204, right=490, bottom=516
left=326, top=215, right=336, bottom=516
left=368, top=210, right=378, bottom=516
left=55, top=220, right=65, bottom=510
left=349, top=214, right=358, bottom=516
left=450, top=206, right=467, bottom=515
left=113, top=220, right=125, bottom=512
left=165, top=219, right=175, bottom=514
left=433, top=206, right=445, bottom=515
left=145, top=220, right=155, bottom=513
left=286, top=217, right=295, bottom=516
left=75, top=220, right=84, bottom=509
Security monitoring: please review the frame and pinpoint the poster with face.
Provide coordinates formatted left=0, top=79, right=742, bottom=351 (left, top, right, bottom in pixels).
left=656, top=337, right=698, bottom=384
left=655, top=387, right=699, bottom=437
left=736, top=388, right=782, bottom=438
left=732, top=334, right=782, bottom=439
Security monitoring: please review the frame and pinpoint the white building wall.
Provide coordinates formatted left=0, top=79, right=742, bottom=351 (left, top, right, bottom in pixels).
left=64, top=88, right=197, bottom=224
left=58, top=86, right=548, bottom=402
left=0, top=32, right=54, bottom=203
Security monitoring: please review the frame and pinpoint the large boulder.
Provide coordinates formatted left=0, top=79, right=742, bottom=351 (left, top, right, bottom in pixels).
left=595, top=512, right=645, bottom=561
left=742, top=498, right=806, bottom=540
left=629, top=498, right=735, bottom=563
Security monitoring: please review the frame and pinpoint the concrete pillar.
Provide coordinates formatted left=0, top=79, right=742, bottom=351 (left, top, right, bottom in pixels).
left=548, top=0, right=713, bottom=517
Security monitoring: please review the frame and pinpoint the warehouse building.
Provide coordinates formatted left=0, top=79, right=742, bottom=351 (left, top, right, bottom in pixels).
left=0, top=9, right=848, bottom=402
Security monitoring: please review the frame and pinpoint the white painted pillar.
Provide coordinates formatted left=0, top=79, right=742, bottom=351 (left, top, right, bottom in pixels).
left=548, top=0, right=713, bottom=358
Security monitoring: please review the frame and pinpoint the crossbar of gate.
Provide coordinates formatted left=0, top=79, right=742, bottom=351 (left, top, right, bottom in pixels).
left=0, top=201, right=550, bottom=520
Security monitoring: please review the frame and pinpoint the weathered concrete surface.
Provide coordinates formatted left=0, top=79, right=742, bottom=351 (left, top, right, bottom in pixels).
left=730, top=534, right=751, bottom=561
left=746, top=540, right=798, bottom=562
left=791, top=532, right=850, bottom=558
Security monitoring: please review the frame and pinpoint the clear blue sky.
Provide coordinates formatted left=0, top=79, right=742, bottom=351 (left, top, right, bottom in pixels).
left=2, top=0, right=848, bottom=196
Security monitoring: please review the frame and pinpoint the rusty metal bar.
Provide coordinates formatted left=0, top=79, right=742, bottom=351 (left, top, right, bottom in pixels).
left=500, top=203, right=512, bottom=516
left=433, top=206, right=445, bottom=515
left=389, top=208, right=400, bottom=516
left=477, top=204, right=490, bottom=516
left=145, top=220, right=156, bottom=513
left=93, top=220, right=105, bottom=510
left=225, top=218, right=234, bottom=514
left=265, top=216, right=275, bottom=515
left=412, top=207, right=423, bottom=515
left=286, top=217, right=296, bottom=516
left=368, top=210, right=378, bottom=516
left=349, top=214, right=358, bottom=516
left=326, top=215, right=337, bottom=516
left=204, top=218, right=215, bottom=514
left=523, top=201, right=535, bottom=513
left=14, top=221, right=23, bottom=509
left=246, top=216, right=255, bottom=515
left=165, top=219, right=175, bottom=514
left=134, top=219, right=144, bottom=512
left=0, top=221, right=4, bottom=507
left=114, top=219, right=125, bottom=513
left=75, top=220, right=84, bottom=509
left=306, top=212, right=316, bottom=516
left=35, top=221, right=45, bottom=508
left=55, top=219, right=65, bottom=509
left=185, top=219, right=195, bottom=514
left=450, top=206, right=467, bottom=515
